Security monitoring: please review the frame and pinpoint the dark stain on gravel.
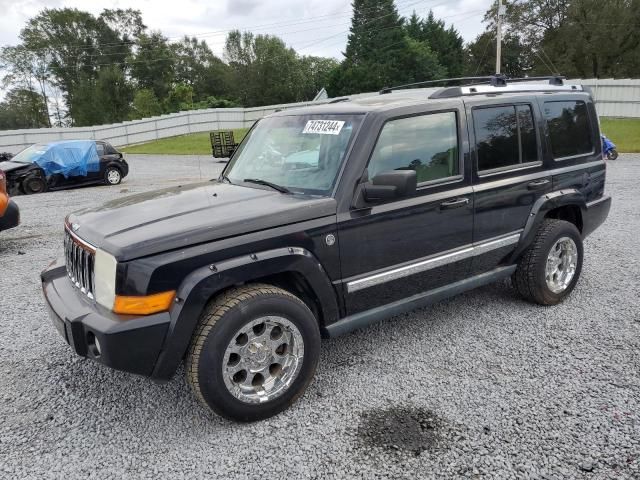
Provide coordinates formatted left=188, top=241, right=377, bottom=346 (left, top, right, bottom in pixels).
left=358, top=405, right=449, bottom=457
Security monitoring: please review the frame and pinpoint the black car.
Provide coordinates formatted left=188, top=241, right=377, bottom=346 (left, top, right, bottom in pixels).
left=41, top=76, right=611, bottom=422
left=1, top=140, right=129, bottom=195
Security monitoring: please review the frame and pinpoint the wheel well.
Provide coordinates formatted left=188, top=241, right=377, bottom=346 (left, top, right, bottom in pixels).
left=545, top=205, right=583, bottom=233
left=249, top=272, right=326, bottom=326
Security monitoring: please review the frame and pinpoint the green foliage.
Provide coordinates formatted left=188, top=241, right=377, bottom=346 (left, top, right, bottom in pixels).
left=0, top=88, right=50, bottom=130
left=172, top=36, right=231, bottom=100
left=328, top=0, right=407, bottom=95
left=130, top=89, right=163, bottom=119
left=224, top=31, right=335, bottom=106
left=328, top=3, right=463, bottom=95
left=465, top=31, right=530, bottom=77
left=129, top=32, right=175, bottom=101
left=406, top=11, right=465, bottom=78
left=477, top=0, right=640, bottom=78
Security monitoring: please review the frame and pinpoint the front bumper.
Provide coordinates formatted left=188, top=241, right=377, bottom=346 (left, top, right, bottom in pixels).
left=583, top=195, right=611, bottom=238
left=0, top=200, right=19, bottom=231
left=41, top=259, right=171, bottom=377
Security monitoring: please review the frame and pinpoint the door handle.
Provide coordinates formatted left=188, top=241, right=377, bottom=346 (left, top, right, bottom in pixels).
left=440, top=197, right=469, bottom=210
left=527, top=179, right=550, bottom=190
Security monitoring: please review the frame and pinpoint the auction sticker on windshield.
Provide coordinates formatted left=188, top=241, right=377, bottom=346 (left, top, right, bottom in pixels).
left=302, top=120, right=345, bottom=135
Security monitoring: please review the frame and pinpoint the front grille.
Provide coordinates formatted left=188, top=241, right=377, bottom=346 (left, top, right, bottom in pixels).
left=64, top=228, right=96, bottom=299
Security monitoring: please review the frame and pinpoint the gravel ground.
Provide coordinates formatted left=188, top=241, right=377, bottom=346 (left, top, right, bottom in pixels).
left=1, top=154, right=639, bottom=480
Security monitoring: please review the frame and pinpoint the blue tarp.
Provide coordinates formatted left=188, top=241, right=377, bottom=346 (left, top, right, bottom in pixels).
left=25, top=141, right=100, bottom=178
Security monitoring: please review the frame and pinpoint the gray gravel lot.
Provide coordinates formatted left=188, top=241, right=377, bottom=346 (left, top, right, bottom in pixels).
left=1, top=154, right=639, bottom=479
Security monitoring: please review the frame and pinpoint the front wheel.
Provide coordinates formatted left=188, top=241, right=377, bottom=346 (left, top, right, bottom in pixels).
left=22, top=174, right=47, bottom=195
left=512, top=219, right=583, bottom=305
left=607, top=149, right=619, bottom=161
left=104, top=167, right=122, bottom=185
left=187, top=284, right=320, bottom=422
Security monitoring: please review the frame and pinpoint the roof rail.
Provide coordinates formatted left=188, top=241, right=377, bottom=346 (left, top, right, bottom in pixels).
left=378, top=74, right=575, bottom=98
left=379, top=76, right=498, bottom=94
left=428, top=75, right=582, bottom=99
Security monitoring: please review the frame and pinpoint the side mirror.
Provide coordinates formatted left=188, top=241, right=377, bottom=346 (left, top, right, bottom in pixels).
left=354, top=169, right=417, bottom=208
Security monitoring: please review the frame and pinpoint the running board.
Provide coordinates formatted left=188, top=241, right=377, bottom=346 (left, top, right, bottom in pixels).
left=323, top=265, right=517, bottom=338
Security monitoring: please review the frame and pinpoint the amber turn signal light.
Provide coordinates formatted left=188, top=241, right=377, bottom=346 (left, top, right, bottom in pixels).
left=113, top=291, right=176, bottom=315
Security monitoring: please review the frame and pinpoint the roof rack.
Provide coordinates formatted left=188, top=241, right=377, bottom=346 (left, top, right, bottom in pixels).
left=378, top=74, right=581, bottom=99
left=379, top=76, right=501, bottom=94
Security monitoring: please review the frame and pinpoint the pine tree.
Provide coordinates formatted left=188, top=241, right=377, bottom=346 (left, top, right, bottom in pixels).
left=329, top=0, right=410, bottom=95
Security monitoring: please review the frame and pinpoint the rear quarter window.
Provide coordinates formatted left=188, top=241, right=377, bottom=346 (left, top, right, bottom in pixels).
left=543, top=100, right=593, bottom=159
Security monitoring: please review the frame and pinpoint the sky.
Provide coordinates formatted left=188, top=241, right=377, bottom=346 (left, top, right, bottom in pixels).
left=0, top=0, right=495, bottom=59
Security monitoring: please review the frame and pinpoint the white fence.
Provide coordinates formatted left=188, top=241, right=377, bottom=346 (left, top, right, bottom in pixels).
left=1, top=78, right=638, bottom=154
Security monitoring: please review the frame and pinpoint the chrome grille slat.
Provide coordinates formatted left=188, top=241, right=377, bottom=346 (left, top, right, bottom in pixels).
left=64, top=229, right=95, bottom=299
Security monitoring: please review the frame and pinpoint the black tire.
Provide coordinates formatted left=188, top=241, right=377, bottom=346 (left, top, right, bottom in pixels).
left=187, top=283, right=321, bottom=422
left=512, top=219, right=583, bottom=305
left=104, top=166, right=122, bottom=185
left=607, top=149, right=619, bottom=161
left=22, top=175, right=47, bottom=195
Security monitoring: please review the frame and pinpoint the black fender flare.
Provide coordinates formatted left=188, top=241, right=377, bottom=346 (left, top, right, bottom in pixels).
left=151, top=246, right=339, bottom=380
left=510, top=189, right=586, bottom=262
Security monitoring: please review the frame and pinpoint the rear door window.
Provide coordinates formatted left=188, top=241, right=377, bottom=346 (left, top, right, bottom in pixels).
left=543, top=100, right=593, bottom=159
left=473, top=104, right=539, bottom=172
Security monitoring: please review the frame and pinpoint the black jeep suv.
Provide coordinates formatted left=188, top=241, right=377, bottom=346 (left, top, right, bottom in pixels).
left=42, top=77, right=611, bottom=421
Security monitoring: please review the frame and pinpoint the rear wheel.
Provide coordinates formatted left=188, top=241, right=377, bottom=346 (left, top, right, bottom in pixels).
left=22, top=175, right=47, bottom=195
left=104, top=167, right=122, bottom=185
left=512, top=219, right=583, bottom=305
left=187, top=284, right=320, bottom=422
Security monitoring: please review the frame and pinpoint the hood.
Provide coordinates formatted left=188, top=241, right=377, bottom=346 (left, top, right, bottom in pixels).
left=0, top=161, right=32, bottom=174
left=68, top=181, right=337, bottom=261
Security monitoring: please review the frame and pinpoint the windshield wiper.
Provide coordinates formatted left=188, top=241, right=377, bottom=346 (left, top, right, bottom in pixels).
left=243, top=178, right=292, bottom=194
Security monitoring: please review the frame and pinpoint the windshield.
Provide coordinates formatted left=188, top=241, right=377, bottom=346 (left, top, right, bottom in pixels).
left=224, top=114, right=363, bottom=196
left=10, top=144, right=48, bottom=164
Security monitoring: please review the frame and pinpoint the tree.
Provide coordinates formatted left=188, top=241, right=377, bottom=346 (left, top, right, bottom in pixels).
left=130, top=89, right=163, bottom=119
left=224, top=31, right=317, bottom=106
left=164, top=83, right=195, bottom=113
left=297, top=56, right=340, bottom=100
left=1, top=45, right=51, bottom=126
left=420, top=12, right=465, bottom=78
left=480, top=0, right=640, bottom=78
left=0, top=88, right=49, bottom=130
left=465, top=31, right=530, bottom=77
left=129, top=32, right=175, bottom=101
left=329, top=0, right=408, bottom=95
left=17, top=8, right=137, bottom=125
left=172, top=36, right=231, bottom=100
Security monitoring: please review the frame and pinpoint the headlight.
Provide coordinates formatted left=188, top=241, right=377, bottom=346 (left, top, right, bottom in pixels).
left=94, top=248, right=117, bottom=309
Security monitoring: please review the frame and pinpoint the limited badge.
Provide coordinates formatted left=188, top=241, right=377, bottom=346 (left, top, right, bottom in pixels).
left=325, top=234, right=336, bottom=246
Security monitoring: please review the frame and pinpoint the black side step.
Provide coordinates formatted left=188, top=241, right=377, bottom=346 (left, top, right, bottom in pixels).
left=322, top=265, right=516, bottom=338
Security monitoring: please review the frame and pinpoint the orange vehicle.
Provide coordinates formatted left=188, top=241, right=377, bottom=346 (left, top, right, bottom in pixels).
left=0, top=169, right=19, bottom=232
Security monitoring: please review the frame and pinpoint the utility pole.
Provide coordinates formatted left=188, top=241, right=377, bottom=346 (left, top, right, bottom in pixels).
left=495, top=0, right=505, bottom=74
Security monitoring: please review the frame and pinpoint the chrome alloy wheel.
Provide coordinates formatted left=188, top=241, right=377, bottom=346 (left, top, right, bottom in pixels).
left=107, top=169, right=121, bottom=184
left=545, top=236, right=578, bottom=294
left=222, top=316, right=304, bottom=404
